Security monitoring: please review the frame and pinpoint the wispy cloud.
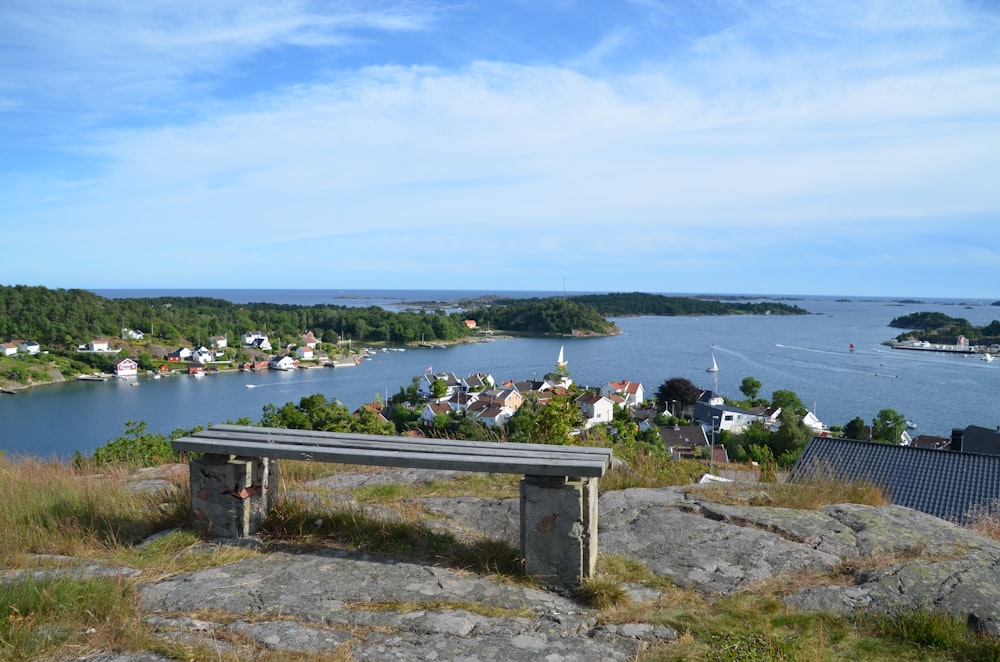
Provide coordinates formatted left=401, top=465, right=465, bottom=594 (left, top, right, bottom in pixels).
left=1, top=0, right=999, bottom=296
left=0, top=1, right=442, bottom=119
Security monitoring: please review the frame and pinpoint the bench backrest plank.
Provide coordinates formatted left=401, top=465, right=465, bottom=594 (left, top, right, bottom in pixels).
left=174, top=424, right=613, bottom=478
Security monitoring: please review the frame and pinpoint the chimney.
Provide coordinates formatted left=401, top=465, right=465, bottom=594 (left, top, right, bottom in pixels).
left=951, top=428, right=964, bottom=452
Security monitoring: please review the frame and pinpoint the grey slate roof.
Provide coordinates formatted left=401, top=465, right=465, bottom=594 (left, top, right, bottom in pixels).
left=789, top=436, right=1000, bottom=524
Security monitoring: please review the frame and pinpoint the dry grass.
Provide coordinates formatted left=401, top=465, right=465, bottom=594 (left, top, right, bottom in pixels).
left=0, top=456, right=264, bottom=660
left=600, top=452, right=707, bottom=491
left=966, top=498, right=1000, bottom=542
left=5, top=454, right=1000, bottom=661
left=687, top=476, right=889, bottom=510
left=0, top=456, right=190, bottom=564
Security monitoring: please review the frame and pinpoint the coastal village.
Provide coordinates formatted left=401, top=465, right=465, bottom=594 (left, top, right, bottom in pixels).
left=6, top=323, right=1000, bottom=524
left=8, top=323, right=1000, bottom=657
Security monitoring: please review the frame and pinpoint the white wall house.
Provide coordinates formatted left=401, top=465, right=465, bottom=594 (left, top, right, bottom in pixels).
left=575, top=392, right=615, bottom=429
left=243, top=331, right=272, bottom=350
left=269, top=355, right=298, bottom=370
left=112, top=357, right=138, bottom=377
left=191, top=347, right=214, bottom=364
left=417, top=371, right=464, bottom=399
left=601, top=380, right=645, bottom=408
left=19, top=340, right=40, bottom=355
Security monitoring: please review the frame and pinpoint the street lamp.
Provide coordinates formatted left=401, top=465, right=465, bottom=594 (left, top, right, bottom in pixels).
left=710, top=415, right=719, bottom=475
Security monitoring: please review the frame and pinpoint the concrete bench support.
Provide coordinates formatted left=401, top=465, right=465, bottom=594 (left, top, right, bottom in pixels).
left=520, top=475, right=599, bottom=585
left=190, top=454, right=278, bottom=538
left=176, top=425, right=613, bottom=584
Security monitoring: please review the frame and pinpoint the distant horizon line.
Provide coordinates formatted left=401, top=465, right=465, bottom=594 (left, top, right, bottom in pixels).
left=80, top=287, right=998, bottom=304
left=4, top=282, right=995, bottom=303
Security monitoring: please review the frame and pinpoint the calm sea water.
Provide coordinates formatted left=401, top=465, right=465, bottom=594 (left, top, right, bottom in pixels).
left=2, top=290, right=999, bottom=458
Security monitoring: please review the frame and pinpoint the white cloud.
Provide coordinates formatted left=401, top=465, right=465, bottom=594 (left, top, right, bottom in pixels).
left=0, top=1, right=443, bottom=117
left=2, top=0, right=999, bottom=295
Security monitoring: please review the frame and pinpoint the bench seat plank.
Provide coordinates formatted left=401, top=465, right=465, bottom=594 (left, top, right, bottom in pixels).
left=174, top=425, right=613, bottom=477
left=197, top=425, right=615, bottom=456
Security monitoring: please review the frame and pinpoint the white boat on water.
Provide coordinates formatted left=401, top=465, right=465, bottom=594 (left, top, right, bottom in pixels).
left=706, top=354, right=719, bottom=372
left=556, top=345, right=568, bottom=368
left=983, top=353, right=995, bottom=362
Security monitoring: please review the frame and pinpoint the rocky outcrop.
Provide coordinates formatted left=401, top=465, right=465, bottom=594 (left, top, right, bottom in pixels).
left=82, top=469, right=1000, bottom=658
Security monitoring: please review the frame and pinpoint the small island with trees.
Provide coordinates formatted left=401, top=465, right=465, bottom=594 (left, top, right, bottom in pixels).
left=0, top=285, right=810, bottom=391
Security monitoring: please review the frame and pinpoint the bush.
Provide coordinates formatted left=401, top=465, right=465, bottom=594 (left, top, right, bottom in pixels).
left=90, top=420, right=180, bottom=467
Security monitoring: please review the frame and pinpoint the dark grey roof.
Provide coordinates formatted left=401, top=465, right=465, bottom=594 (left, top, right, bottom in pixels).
left=789, top=436, right=1000, bottom=524
left=954, top=425, right=1000, bottom=456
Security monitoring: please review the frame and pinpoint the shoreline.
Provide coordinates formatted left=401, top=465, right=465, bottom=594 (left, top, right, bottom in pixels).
left=0, top=334, right=520, bottom=395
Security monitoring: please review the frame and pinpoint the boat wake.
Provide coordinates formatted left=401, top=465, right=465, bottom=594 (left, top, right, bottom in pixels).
left=775, top=343, right=850, bottom=356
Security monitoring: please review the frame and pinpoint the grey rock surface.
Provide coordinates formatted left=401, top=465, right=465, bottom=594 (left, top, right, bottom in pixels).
left=96, top=469, right=1000, bottom=658
left=139, top=548, right=662, bottom=660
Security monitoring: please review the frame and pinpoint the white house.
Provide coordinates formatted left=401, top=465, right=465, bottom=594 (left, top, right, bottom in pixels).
left=191, top=346, right=214, bottom=364
left=88, top=339, right=110, bottom=352
left=464, top=372, right=495, bottom=392
left=18, top=340, right=40, bottom=355
left=121, top=328, right=144, bottom=341
left=601, top=379, right=645, bottom=409
left=112, top=357, right=138, bottom=377
left=269, top=355, right=298, bottom=371
left=420, top=401, right=452, bottom=423
left=301, top=331, right=319, bottom=348
left=446, top=391, right=479, bottom=412
left=295, top=345, right=315, bottom=360
left=209, top=335, right=228, bottom=349
left=243, top=331, right=272, bottom=351
left=2, top=342, right=17, bottom=357
left=474, top=402, right=514, bottom=427
left=575, top=392, right=615, bottom=429
left=417, top=371, right=464, bottom=399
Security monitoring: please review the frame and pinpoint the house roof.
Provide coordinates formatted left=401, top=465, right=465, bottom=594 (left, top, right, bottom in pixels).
left=789, top=436, right=1000, bottom=524
left=954, top=425, right=1000, bottom=455
left=910, top=434, right=951, bottom=450
left=658, top=425, right=709, bottom=447
left=574, top=392, right=608, bottom=406
left=607, top=380, right=642, bottom=395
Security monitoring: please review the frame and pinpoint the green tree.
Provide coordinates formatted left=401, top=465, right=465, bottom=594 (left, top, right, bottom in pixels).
left=507, top=393, right=580, bottom=445
left=91, top=420, right=178, bottom=466
left=769, top=410, right=811, bottom=468
left=843, top=416, right=868, bottom=441
left=739, top=376, right=762, bottom=402
left=727, top=420, right=772, bottom=463
left=656, top=377, right=700, bottom=415
left=872, top=408, right=907, bottom=444
left=429, top=378, right=448, bottom=399
left=771, top=389, right=807, bottom=416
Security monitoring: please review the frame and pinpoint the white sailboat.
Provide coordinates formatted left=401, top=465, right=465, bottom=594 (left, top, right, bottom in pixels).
left=556, top=345, right=568, bottom=368
left=706, top=354, right=719, bottom=373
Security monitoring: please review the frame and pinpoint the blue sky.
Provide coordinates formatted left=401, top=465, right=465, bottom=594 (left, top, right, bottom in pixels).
left=2, top=1, right=999, bottom=298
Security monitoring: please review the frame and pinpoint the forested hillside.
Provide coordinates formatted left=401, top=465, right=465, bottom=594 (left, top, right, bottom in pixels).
left=0, top=285, right=472, bottom=348
left=566, top=292, right=810, bottom=316
left=468, top=297, right=618, bottom=336
left=890, top=311, right=1000, bottom=345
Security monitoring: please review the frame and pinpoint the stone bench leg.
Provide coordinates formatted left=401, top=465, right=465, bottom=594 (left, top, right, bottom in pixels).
left=520, top=475, right=599, bottom=585
left=190, top=454, right=278, bottom=538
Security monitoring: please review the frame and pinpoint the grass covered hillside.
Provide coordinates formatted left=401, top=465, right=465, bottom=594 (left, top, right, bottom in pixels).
left=5, top=448, right=1000, bottom=660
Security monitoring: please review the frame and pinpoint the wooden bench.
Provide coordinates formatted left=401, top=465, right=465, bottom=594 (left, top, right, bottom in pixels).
left=173, top=424, right=614, bottom=585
